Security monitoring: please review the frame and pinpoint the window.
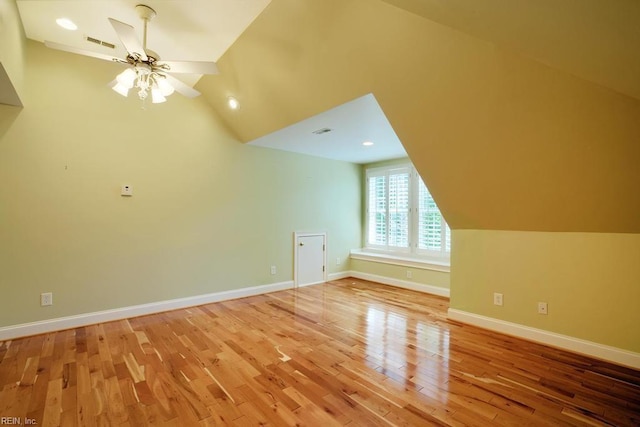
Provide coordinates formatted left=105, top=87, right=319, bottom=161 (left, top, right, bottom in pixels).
left=365, top=164, right=450, bottom=259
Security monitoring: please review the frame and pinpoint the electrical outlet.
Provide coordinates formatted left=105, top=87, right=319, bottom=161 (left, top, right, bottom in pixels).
left=406, top=270, right=412, bottom=279
left=493, top=292, right=503, bottom=306
left=270, top=265, right=277, bottom=275
left=41, top=292, right=53, bottom=306
left=336, top=257, right=341, bottom=265
left=538, top=302, right=548, bottom=315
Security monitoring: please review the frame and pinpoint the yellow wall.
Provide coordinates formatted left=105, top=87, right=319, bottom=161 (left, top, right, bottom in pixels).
left=0, top=41, right=361, bottom=327
left=451, top=230, right=640, bottom=352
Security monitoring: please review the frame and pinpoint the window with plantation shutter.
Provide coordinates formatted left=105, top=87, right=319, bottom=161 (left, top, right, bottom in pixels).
left=366, top=166, right=410, bottom=252
left=365, top=163, right=450, bottom=261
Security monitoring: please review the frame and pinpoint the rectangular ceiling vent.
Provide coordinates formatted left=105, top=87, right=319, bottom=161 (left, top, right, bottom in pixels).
left=312, top=128, right=332, bottom=135
left=85, top=36, right=116, bottom=49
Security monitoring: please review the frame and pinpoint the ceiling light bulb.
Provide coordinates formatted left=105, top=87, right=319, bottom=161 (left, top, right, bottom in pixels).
left=112, top=82, right=130, bottom=97
left=151, top=88, right=166, bottom=104
left=116, top=68, right=136, bottom=89
left=56, top=18, right=77, bottom=31
left=227, top=96, right=239, bottom=110
left=362, top=141, right=374, bottom=146
left=156, top=78, right=175, bottom=96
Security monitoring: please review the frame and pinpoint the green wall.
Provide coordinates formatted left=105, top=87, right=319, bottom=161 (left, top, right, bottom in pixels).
left=451, top=230, right=640, bottom=352
left=0, top=41, right=361, bottom=327
left=351, top=259, right=449, bottom=290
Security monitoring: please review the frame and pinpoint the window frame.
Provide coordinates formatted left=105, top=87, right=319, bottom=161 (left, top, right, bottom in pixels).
left=365, top=165, right=412, bottom=254
left=364, top=163, right=450, bottom=262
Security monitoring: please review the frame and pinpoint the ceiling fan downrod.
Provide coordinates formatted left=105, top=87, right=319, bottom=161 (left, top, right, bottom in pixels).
left=135, top=4, right=156, bottom=51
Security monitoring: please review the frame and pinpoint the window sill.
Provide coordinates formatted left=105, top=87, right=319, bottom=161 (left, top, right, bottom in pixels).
left=350, top=249, right=450, bottom=273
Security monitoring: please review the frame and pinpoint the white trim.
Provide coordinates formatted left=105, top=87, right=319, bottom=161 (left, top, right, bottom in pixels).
left=350, top=249, right=450, bottom=273
left=328, top=271, right=351, bottom=281
left=447, top=308, right=640, bottom=370
left=0, top=281, right=294, bottom=341
left=296, top=280, right=326, bottom=288
left=294, top=231, right=328, bottom=287
left=349, top=271, right=450, bottom=298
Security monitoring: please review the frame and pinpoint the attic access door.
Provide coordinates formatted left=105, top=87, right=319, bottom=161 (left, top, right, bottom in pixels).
left=294, top=232, right=327, bottom=287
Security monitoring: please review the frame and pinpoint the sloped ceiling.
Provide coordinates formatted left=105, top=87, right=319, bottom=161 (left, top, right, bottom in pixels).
left=197, top=0, right=640, bottom=233
left=382, top=0, right=640, bottom=101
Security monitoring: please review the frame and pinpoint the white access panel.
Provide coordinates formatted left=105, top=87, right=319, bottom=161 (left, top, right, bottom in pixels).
left=294, top=232, right=327, bottom=287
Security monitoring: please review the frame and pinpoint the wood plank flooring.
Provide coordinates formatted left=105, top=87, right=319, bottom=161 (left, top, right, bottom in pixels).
left=1, top=278, right=639, bottom=426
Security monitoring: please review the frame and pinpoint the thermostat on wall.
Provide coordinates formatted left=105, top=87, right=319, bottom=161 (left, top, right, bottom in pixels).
left=121, top=185, right=133, bottom=196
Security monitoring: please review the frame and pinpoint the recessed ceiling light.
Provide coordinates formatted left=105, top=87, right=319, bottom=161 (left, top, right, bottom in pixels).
left=227, top=96, right=239, bottom=110
left=362, top=141, right=374, bottom=146
left=56, top=18, right=77, bottom=31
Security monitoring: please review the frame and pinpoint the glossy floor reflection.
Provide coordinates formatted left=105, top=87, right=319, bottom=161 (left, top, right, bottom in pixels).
left=0, top=278, right=638, bottom=426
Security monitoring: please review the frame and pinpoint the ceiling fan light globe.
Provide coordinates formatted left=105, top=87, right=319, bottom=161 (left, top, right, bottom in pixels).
left=116, top=68, right=136, bottom=88
left=151, top=88, right=166, bottom=104
left=112, top=82, right=130, bottom=97
left=157, top=78, right=175, bottom=97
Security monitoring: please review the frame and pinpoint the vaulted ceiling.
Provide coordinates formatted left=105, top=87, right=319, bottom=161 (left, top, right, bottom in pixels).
left=4, top=0, right=640, bottom=233
left=197, top=0, right=640, bottom=233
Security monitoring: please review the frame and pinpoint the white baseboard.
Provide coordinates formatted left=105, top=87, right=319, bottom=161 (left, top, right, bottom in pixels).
left=0, top=281, right=294, bottom=341
left=327, top=271, right=352, bottom=281
left=448, top=308, right=640, bottom=370
left=347, top=271, right=450, bottom=298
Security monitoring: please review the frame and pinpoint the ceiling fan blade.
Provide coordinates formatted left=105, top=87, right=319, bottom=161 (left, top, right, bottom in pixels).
left=164, top=74, right=201, bottom=98
left=108, top=18, right=147, bottom=61
left=44, top=41, right=124, bottom=63
left=159, top=60, right=219, bottom=75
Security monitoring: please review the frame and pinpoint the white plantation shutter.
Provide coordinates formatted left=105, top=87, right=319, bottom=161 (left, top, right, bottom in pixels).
left=388, top=171, right=409, bottom=248
left=365, top=164, right=450, bottom=259
left=367, top=174, right=387, bottom=245
left=366, top=167, right=410, bottom=251
left=417, top=177, right=450, bottom=256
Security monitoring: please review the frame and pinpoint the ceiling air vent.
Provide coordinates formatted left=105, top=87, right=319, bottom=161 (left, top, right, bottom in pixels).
left=312, top=128, right=332, bottom=135
left=85, top=36, right=116, bottom=49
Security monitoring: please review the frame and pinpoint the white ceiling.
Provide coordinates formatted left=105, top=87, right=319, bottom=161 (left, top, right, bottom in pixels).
left=248, top=94, right=407, bottom=164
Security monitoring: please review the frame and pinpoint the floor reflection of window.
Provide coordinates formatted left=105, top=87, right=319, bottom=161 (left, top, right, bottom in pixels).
left=415, top=320, right=450, bottom=402
left=365, top=306, right=407, bottom=377
left=364, top=304, right=450, bottom=404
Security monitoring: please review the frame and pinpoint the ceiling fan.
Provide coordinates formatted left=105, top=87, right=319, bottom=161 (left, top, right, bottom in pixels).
left=45, top=4, right=219, bottom=104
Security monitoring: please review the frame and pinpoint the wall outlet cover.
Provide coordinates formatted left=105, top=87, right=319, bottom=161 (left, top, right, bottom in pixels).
left=493, top=292, right=503, bottom=306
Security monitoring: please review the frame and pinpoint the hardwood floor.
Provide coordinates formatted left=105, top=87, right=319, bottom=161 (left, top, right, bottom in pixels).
left=0, top=278, right=639, bottom=426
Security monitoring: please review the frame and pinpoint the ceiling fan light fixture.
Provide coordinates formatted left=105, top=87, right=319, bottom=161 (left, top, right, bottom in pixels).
left=112, top=82, right=130, bottom=97
left=116, top=68, right=136, bottom=89
left=151, top=87, right=166, bottom=104
left=46, top=4, right=217, bottom=105
left=156, top=78, right=175, bottom=97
